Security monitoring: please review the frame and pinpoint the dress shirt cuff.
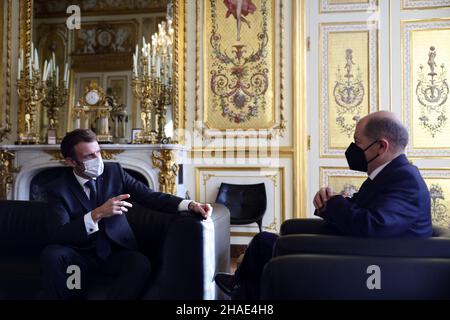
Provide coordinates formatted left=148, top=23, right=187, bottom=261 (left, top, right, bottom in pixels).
left=178, top=200, right=193, bottom=211
left=84, top=212, right=99, bottom=235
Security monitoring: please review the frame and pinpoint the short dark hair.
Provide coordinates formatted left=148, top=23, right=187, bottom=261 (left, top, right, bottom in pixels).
left=61, top=129, right=97, bottom=160
left=364, top=117, right=409, bottom=151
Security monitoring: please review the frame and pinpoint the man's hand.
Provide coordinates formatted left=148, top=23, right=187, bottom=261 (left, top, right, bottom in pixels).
left=313, top=187, right=338, bottom=211
left=188, top=201, right=213, bottom=219
left=91, top=194, right=133, bottom=223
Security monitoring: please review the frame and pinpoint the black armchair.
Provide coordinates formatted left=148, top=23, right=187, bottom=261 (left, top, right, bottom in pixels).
left=215, top=183, right=267, bottom=232
left=0, top=200, right=230, bottom=300
left=261, top=218, right=450, bottom=300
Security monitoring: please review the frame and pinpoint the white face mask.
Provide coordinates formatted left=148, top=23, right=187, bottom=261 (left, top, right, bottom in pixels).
left=82, top=156, right=104, bottom=178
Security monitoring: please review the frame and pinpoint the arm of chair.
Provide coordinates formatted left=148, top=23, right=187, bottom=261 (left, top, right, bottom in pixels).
left=261, top=254, right=450, bottom=300
left=280, top=218, right=340, bottom=236
left=274, top=234, right=450, bottom=258
left=157, top=203, right=230, bottom=300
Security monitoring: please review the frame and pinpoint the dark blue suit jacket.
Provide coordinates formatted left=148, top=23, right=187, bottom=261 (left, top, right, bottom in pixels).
left=316, top=155, right=432, bottom=237
left=46, top=162, right=184, bottom=249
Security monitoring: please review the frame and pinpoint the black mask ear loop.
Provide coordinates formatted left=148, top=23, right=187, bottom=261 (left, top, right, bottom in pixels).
left=364, top=140, right=380, bottom=164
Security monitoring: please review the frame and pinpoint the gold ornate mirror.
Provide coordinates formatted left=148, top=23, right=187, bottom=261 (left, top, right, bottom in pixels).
left=18, top=0, right=184, bottom=144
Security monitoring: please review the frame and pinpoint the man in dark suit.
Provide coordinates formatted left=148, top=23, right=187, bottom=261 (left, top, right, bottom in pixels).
left=41, top=129, right=212, bottom=299
left=215, top=111, right=432, bottom=299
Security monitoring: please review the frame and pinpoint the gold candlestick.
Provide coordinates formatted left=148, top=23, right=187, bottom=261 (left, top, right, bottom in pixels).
left=132, top=62, right=173, bottom=144
left=42, top=72, right=68, bottom=141
left=16, top=68, right=47, bottom=144
left=132, top=66, right=158, bottom=144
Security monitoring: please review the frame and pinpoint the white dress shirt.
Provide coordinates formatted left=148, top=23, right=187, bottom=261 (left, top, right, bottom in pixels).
left=368, top=160, right=392, bottom=180
left=73, top=172, right=192, bottom=236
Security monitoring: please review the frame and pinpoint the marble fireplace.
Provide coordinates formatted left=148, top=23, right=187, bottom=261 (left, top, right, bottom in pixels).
left=0, top=144, right=188, bottom=201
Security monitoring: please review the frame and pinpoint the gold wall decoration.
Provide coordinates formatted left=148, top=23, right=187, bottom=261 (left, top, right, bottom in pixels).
left=72, top=20, right=138, bottom=72
left=107, top=76, right=128, bottom=107
left=320, top=22, right=379, bottom=157
left=20, top=0, right=186, bottom=145
left=0, top=0, right=12, bottom=142
left=421, top=169, right=450, bottom=228
left=195, top=166, right=285, bottom=233
left=320, top=0, right=378, bottom=13
left=196, top=0, right=285, bottom=139
left=152, top=149, right=178, bottom=195
left=321, top=167, right=450, bottom=228
left=35, top=23, right=69, bottom=140
left=34, top=0, right=167, bottom=17
left=17, top=0, right=33, bottom=142
left=171, top=0, right=185, bottom=143
left=402, top=0, right=450, bottom=10
left=293, top=0, right=307, bottom=219
left=45, top=149, right=124, bottom=162
left=402, top=19, right=450, bottom=157
left=320, top=167, right=366, bottom=198
left=0, top=150, right=19, bottom=200
left=0, top=0, right=3, bottom=126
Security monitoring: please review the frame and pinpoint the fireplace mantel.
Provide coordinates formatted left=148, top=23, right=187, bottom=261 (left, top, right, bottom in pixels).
left=0, top=144, right=188, bottom=200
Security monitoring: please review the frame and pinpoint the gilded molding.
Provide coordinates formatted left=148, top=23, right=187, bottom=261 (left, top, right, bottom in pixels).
left=172, top=0, right=185, bottom=144
left=17, top=0, right=33, bottom=139
left=0, top=150, right=20, bottom=200
left=275, top=0, right=286, bottom=137
left=402, top=0, right=450, bottom=10
left=293, top=0, right=307, bottom=218
left=0, top=0, right=12, bottom=142
left=195, top=166, right=285, bottom=230
left=152, top=149, right=179, bottom=195
left=45, top=149, right=124, bottom=162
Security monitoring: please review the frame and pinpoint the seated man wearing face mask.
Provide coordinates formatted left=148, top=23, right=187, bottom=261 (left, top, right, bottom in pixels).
left=40, top=129, right=212, bottom=299
left=214, top=111, right=432, bottom=300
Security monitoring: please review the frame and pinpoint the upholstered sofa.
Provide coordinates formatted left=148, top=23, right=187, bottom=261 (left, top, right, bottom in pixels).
left=0, top=200, right=230, bottom=300
left=261, top=219, right=450, bottom=300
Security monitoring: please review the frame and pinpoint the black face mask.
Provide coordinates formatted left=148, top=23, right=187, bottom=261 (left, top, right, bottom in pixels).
left=345, top=140, right=380, bottom=172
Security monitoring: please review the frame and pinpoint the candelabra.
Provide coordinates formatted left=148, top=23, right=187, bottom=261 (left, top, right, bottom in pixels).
left=41, top=54, right=69, bottom=142
left=16, top=46, right=48, bottom=144
left=132, top=20, right=174, bottom=144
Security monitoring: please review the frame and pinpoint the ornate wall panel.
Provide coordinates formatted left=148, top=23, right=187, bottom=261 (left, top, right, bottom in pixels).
left=320, top=22, right=379, bottom=157
left=320, top=0, right=378, bottom=13
left=422, top=169, right=450, bottom=228
left=402, top=19, right=450, bottom=157
left=195, top=167, right=285, bottom=235
left=320, top=167, right=366, bottom=197
left=34, top=0, right=167, bottom=17
left=320, top=167, right=450, bottom=227
left=196, top=0, right=286, bottom=139
left=402, top=0, right=450, bottom=10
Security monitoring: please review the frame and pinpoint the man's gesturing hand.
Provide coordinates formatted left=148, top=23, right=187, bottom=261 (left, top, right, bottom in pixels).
left=91, top=194, right=133, bottom=223
left=188, top=201, right=213, bottom=219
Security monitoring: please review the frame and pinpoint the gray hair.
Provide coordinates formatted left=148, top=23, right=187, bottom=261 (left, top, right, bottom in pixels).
left=364, top=117, right=409, bottom=151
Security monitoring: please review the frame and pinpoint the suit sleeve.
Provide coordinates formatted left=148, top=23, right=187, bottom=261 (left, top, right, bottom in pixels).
left=46, top=188, right=90, bottom=245
left=118, top=163, right=184, bottom=213
left=317, top=172, right=424, bottom=237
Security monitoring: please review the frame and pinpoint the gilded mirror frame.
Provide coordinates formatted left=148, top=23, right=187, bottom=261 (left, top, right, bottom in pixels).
left=19, top=0, right=185, bottom=144
left=0, top=0, right=12, bottom=142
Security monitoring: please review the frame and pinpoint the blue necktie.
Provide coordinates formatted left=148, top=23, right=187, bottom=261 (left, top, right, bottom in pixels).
left=84, top=180, right=97, bottom=211
left=85, top=180, right=111, bottom=259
